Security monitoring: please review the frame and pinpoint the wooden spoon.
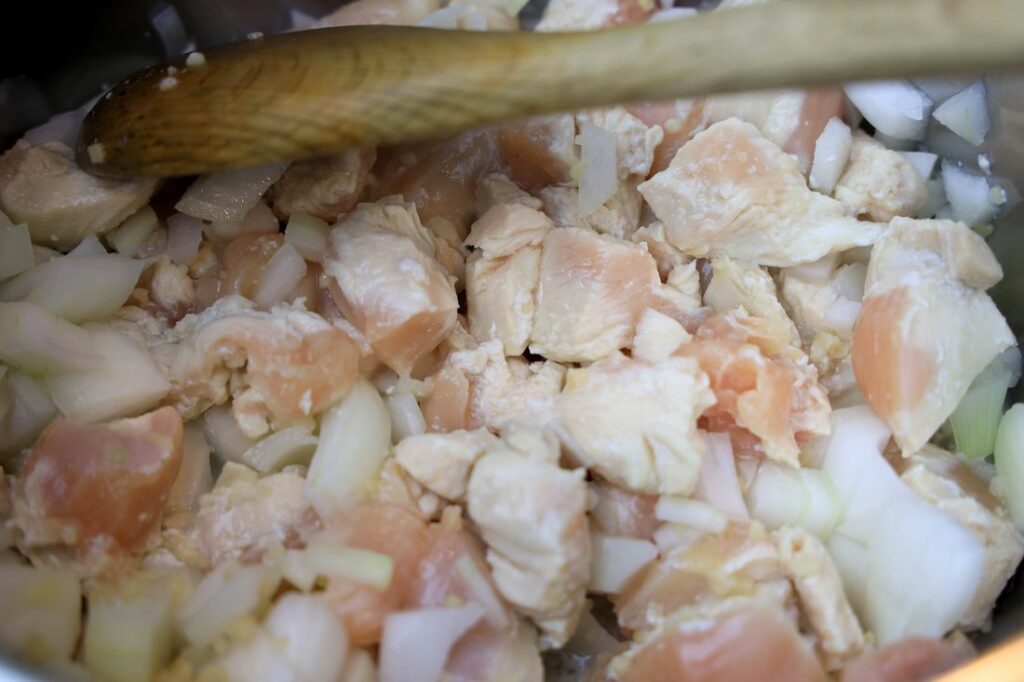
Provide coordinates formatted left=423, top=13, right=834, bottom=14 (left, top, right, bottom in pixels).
left=78, top=0, right=1024, bottom=178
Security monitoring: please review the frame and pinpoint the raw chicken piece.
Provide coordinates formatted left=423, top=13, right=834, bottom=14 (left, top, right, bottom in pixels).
left=538, top=184, right=643, bottom=240
left=841, top=637, right=970, bottom=682
left=577, top=108, right=664, bottom=180
left=465, top=204, right=551, bottom=354
left=609, top=596, right=827, bottom=682
left=557, top=353, right=714, bottom=496
left=14, top=406, right=182, bottom=553
left=537, top=0, right=653, bottom=30
left=317, top=0, right=441, bottom=26
left=269, top=148, right=376, bottom=222
left=628, top=98, right=707, bottom=176
left=474, top=172, right=542, bottom=215
left=775, top=526, right=865, bottom=670
left=677, top=313, right=831, bottom=465
left=639, top=119, right=881, bottom=267
left=395, top=428, right=498, bottom=501
left=852, top=218, right=1014, bottom=453
left=221, top=232, right=285, bottom=300
left=0, top=140, right=158, bottom=248
left=467, top=427, right=590, bottom=648
left=890, top=444, right=1024, bottom=630
left=704, top=256, right=800, bottom=343
left=703, top=89, right=845, bottom=172
left=142, top=256, right=195, bottom=323
left=153, top=296, right=360, bottom=438
left=529, top=227, right=671, bottom=362
left=324, top=211, right=458, bottom=375
left=422, top=340, right=566, bottom=432
left=615, top=521, right=788, bottom=633
left=834, top=133, right=927, bottom=222
left=497, top=115, right=578, bottom=190
left=590, top=479, right=660, bottom=540
left=162, top=462, right=315, bottom=571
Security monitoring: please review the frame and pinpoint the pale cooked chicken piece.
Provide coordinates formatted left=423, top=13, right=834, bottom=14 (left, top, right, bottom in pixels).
left=639, top=119, right=881, bottom=267
left=324, top=211, right=458, bottom=375
left=852, top=218, right=1015, bottom=452
left=143, top=256, right=196, bottom=323
left=152, top=296, right=360, bottom=438
left=632, top=309, right=692, bottom=365
left=890, top=444, right=1024, bottom=631
left=162, top=462, right=316, bottom=570
left=467, top=427, right=590, bottom=649
left=775, top=526, right=865, bottom=671
left=781, top=261, right=866, bottom=343
left=834, top=133, right=927, bottom=222
left=475, top=172, right=543, bottom=215
left=465, top=203, right=552, bottom=258
left=0, top=140, right=158, bottom=248
left=394, top=428, right=498, bottom=501
left=556, top=353, right=715, bottom=496
left=704, top=256, right=800, bottom=343
left=537, top=0, right=652, bottom=30
left=577, top=107, right=664, bottom=180
left=269, top=148, right=376, bottom=222
left=631, top=221, right=688, bottom=278
left=530, top=227, right=687, bottom=362
left=538, top=184, right=643, bottom=240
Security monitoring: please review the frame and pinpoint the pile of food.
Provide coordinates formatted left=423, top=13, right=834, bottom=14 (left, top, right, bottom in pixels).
left=1, top=0, right=1021, bottom=680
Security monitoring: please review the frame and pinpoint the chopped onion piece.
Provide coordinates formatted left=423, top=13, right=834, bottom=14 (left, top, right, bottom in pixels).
left=240, top=425, right=318, bottom=473
left=917, top=178, right=948, bottom=219
left=0, top=565, right=81, bottom=661
left=285, top=212, right=330, bottom=263
left=652, top=523, right=705, bottom=554
left=0, top=301, right=100, bottom=374
left=206, top=201, right=280, bottom=243
left=178, top=561, right=280, bottom=647
left=746, top=462, right=840, bottom=538
left=164, top=214, right=204, bottom=265
left=0, top=370, right=57, bottom=458
left=577, top=122, right=617, bottom=216
left=933, top=81, right=990, bottom=146
left=694, top=432, right=748, bottom=519
left=912, top=77, right=975, bottom=103
left=900, top=151, right=939, bottom=180
left=950, top=355, right=1015, bottom=460
left=264, top=594, right=349, bottom=682
left=341, top=649, right=377, bottom=682
left=378, top=605, right=484, bottom=682
left=281, top=550, right=318, bottom=592
left=306, top=379, right=391, bottom=518
left=809, top=117, right=852, bottom=194
left=201, top=407, right=257, bottom=464
left=454, top=555, right=508, bottom=628
left=386, top=393, right=426, bottom=443
left=175, top=163, right=288, bottom=223
left=844, top=80, right=932, bottom=141
left=995, top=403, right=1024, bottom=531
left=302, top=543, right=394, bottom=591
left=107, top=206, right=158, bottom=257
left=0, top=224, right=33, bottom=280
left=45, top=325, right=170, bottom=422
left=254, top=243, right=307, bottom=309
left=83, top=583, right=174, bottom=682
left=167, top=425, right=213, bottom=514
left=942, top=161, right=1000, bottom=225
left=654, top=496, right=728, bottom=533
left=589, top=532, right=658, bottom=594
left=873, top=131, right=915, bottom=151
left=68, top=234, right=108, bottom=257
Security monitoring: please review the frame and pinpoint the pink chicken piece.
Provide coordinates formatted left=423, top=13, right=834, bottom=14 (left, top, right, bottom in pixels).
left=841, top=637, right=970, bottom=682
left=269, top=148, right=376, bottom=222
left=14, top=406, right=182, bottom=553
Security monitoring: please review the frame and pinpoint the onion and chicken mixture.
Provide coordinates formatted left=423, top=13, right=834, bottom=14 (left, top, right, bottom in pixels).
left=1, top=0, right=1022, bottom=681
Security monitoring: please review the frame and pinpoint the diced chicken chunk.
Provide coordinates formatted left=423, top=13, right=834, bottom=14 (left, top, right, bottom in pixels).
left=834, top=133, right=927, bottom=222
left=474, top=172, right=542, bottom=215
left=497, top=115, right=577, bottom=190
left=467, top=427, right=590, bottom=648
left=704, top=256, right=800, bottom=343
left=537, top=0, right=652, bottom=30
left=891, top=445, right=1024, bottom=630
left=590, top=479, right=660, bottom=540
left=0, top=140, right=158, bottom=248
left=538, top=184, right=643, bottom=240
left=852, top=218, right=1014, bottom=452
left=162, top=462, right=315, bottom=570
left=221, top=232, right=285, bottom=301
left=143, top=256, right=196, bottom=323
left=841, top=637, right=970, bottom=682
left=153, top=296, right=360, bottom=438
left=781, top=261, right=866, bottom=343
left=557, top=353, right=714, bottom=496
left=577, top=107, right=664, bottom=180
left=14, top=407, right=182, bottom=553
left=269, top=148, right=376, bottom=222
left=628, top=98, right=708, bottom=176
left=639, top=119, right=881, bottom=267
left=775, top=526, right=865, bottom=670
left=324, top=208, right=458, bottom=375
left=395, top=428, right=498, bottom=501
left=632, top=309, right=692, bottom=365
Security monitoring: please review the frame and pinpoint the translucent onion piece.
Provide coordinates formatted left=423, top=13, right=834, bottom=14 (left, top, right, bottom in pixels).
left=917, top=178, right=948, bottom=219
left=0, top=301, right=100, bottom=374
left=933, top=81, right=991, bottom=146
left=386, top=392, right=426, bottom=443
left=0, top=565, right=81, bottom=661
left=747, top=462, right=841, bottom=538
left=175, top=162, right=288, bottom=223
left=201, top=407, right=257, bottom=464
left=942, top=161, right=1000, bottom=226
left=950, top=363, right=1013, bottom=460
left=206, top=202, right=280, bottom=243
left=306, top=379, right=391, bottom=518
left=33, top=246, right=60, bottom=265
left=453, top=555, right=508, bottom=628
left=178, top=561, right=280, bottom=647
left=589, top=532, right=658, bottom=594
left=254, top=242, right=307, bottom=309
left=68, top=234, right=108, bottom=257
left=995, top=403, right=1024, bottom=531
left=912, top=77, right=975, bottom=104
left=107, top=206, right=158, bottom=257
left=809, top=117, right=853, bottom=194
left=83, top=585, right=174, bottom=682
left=240, top=424, right=318, bottom=474
left=164, top=214, right=204, bottom=265
left=166, top=425, right=213, bottom=514
left=341, top=649, right=377, bottom=682
left=45, top=325, right=170, bottom=423
left=654, top=496, right=728, bottom=533
left=264, top=594, right=349, bottom=682
left=694, top=432, right=748, bottom=519
left=577, top=122, right=618, bottom=216
left=303, top=544, right=395, bottom=591
left=652, top=523, right=705, bottom=554
left=23, top=105, right=88, bottom=148
left=0, top=370, right=57, bottom=458
left=378, top=605, right=484, bottom=682
left=0, top=224, right=33, bottom=279
left=844, top=80, right=932, bottom=141
left=285, top=212, right=330, bottom=263
left=900, top=151, right=939, bottom=180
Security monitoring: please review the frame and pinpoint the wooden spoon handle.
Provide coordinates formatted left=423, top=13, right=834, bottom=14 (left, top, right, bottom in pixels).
left=80, top=0, right=1024, bottom=177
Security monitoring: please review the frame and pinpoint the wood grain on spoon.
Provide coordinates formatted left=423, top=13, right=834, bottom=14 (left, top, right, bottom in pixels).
left=79, top=0, right=1024, bottom=178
